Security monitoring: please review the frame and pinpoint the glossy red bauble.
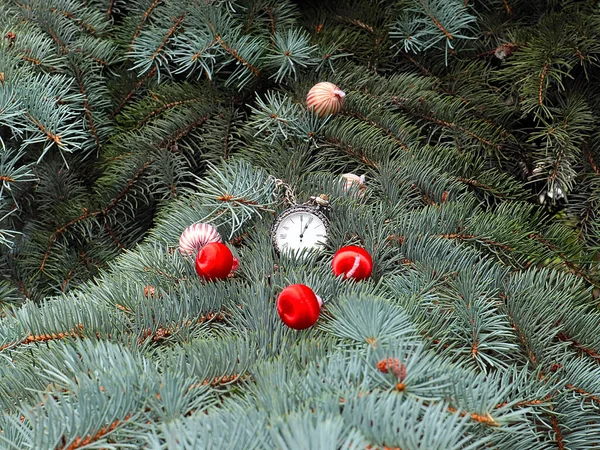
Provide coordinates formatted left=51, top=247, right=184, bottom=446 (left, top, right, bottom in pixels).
left=195, top=243, right=234, bottom=281
left=277, top=284, right=322, bottom=330
left=332, top=246, right=373, bottom=281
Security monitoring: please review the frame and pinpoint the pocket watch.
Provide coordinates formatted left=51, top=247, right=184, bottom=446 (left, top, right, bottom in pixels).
left=271, top=194, right=330, bottom=255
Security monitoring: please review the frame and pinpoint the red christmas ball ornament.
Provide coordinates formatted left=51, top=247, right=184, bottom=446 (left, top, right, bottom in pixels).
left=332, top=246, right=373, bottom=281
left=179, top=223, right=222, bottom=257
left=195, top=242, right=234, bottom=281
left=306, top=82, right=346, bottom=117
left=277, top=284, right=323, bottom=330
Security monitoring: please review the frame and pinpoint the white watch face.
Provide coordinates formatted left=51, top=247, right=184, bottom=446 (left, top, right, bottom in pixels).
left=273, top=208, right=328, bottom=254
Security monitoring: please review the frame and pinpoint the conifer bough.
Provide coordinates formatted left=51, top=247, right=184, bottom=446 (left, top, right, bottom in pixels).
left=1, top=0, right=600, bottom=448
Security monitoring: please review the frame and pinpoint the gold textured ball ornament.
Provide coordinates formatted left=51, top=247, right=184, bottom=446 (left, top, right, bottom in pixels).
left=306, top=82, right=346, bottom=117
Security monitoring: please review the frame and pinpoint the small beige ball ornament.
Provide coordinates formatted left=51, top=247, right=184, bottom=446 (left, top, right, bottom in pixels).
left=306, top=82, right=346, bottom=117
left=341, top=173, right=366, bottom=196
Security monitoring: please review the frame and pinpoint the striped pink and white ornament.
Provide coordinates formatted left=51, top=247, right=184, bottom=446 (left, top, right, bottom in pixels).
left=179, top=223, right=222, bottom=257
left=306, top=82, right=346, bottom=117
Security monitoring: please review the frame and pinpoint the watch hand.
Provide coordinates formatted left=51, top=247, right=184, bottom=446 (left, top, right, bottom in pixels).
left=299, top=217, right=312, bottom=239
left=299, top=215, right=304, bottom=239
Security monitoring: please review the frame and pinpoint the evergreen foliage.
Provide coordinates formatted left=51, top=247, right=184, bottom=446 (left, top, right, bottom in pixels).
left=1, top=0, right=600, bottom=447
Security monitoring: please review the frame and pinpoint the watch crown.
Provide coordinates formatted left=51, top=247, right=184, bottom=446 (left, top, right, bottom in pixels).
left=311, top=194, right=329, bottom=207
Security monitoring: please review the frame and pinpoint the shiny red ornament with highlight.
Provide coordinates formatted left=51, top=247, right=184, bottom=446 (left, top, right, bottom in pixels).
left=195, top=243, right=234, bottom=281
left=277, top=284, right=323, bottom=330
left=332, top=246, right=373, bottom=281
